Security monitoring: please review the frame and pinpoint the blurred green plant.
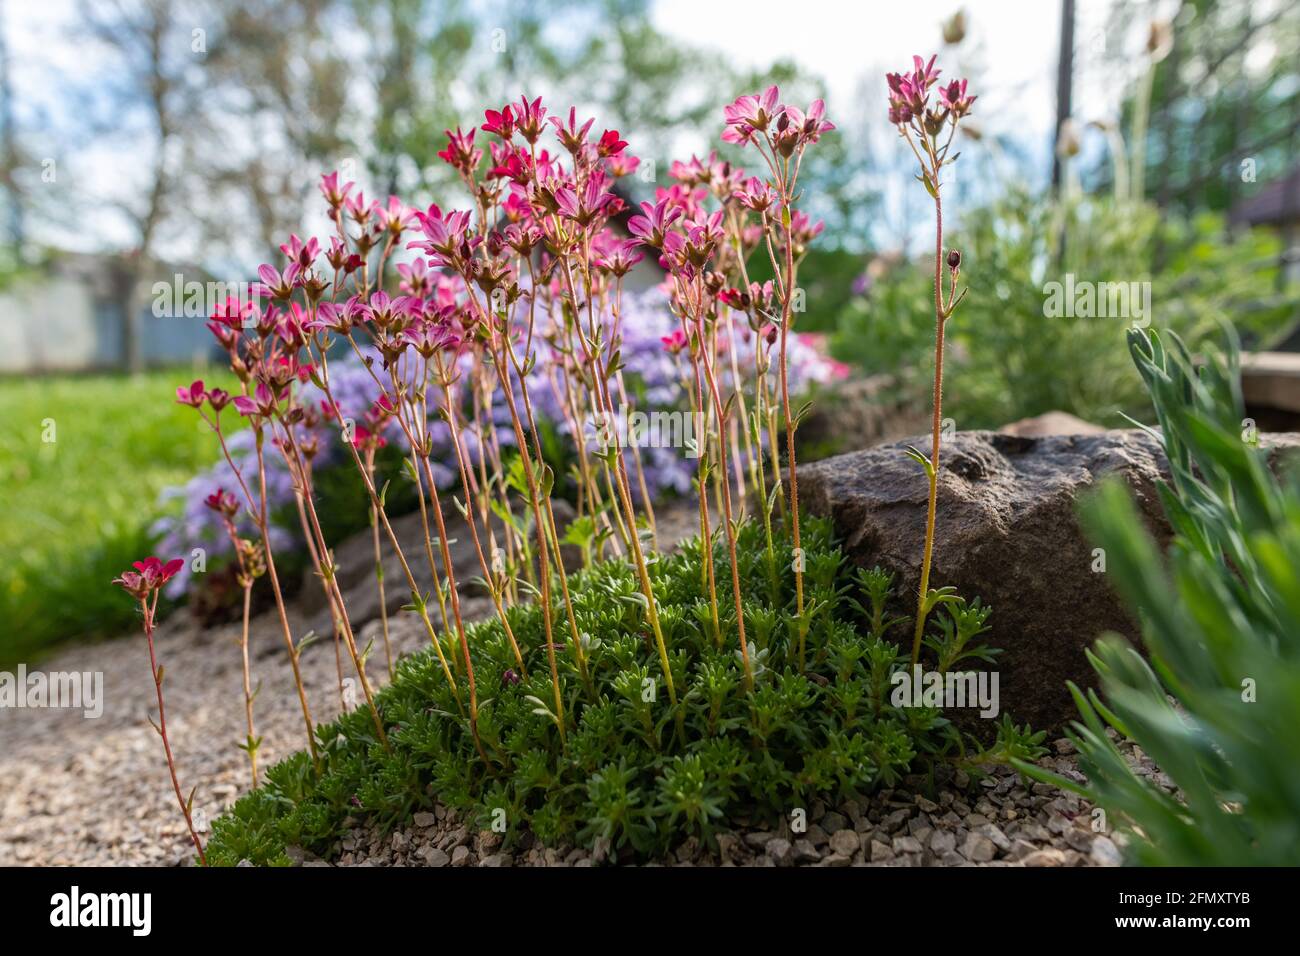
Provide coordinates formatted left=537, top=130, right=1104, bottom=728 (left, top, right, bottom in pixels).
left=1016, top=325, right=1300, bottom=866
left=833, top=187, right=1295, bottom=428
left=0, top=368, right=234, bottom=665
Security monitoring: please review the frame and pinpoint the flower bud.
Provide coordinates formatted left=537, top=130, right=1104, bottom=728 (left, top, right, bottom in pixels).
left=947, top=249, right=961, bottom=271
left=942, top=10, right=966, bottom=45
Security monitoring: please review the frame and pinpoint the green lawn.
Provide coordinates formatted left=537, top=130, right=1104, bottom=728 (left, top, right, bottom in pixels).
left=0, top=366, right=232, bottom=666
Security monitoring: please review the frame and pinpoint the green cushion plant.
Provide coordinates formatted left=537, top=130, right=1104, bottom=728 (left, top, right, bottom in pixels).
left=206, top=516, right=1042, bottom=866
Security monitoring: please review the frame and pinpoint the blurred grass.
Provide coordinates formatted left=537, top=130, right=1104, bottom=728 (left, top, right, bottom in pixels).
left=0, top=366, right=234, bottom=666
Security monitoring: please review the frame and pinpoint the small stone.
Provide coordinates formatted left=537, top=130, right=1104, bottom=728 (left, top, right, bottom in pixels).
left=793, top=839, right=819, bottom=864
left=420, top=846, right=450, bottom=867
left=840, top=799, right=864, bottom=824
left=744, top=831, right=777, bottom=850
left=1008, top=839, right=1038, bottom=861
left=892, top=835, right=923, bottom=855
left=870, top=840, right=895, bottom=863
left=961, top=832, right=997, bottom=863
left=829, top=829, right=860, bottom=856
left=929, top=830, right=956, bottom=854
left=977, top=824, right=1012, bottom=852
left=805, top=824, right=830, bottom=847
left=237, top=859, right=254, bottom=868
left=882, top=808, right=910, bottom=833
left=1053, top=738, right=1077, bottom=755
left=766, top=838, right=794, bottom=867
left=479, top=853, right=512, bottom=867
left=915, top=795, right=939, bottom=814
left=1064, top=827, right=1094, bottom=853
left=413, top=812, right=437, bottom=828
left=1022, top=848, right=1069, bottom=867
left=717, top=833, right=743, bottom=864
left=451, top=845, right=471, bottom=867
left=820, top=811, right=849, bottom=833
left=1090, top=835, right=1122, bottom=867
left=822, top=853, right=852, bottom=867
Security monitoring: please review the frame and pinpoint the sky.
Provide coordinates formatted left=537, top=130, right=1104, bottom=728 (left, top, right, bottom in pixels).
left=5, top=0, right=1176, bottom=258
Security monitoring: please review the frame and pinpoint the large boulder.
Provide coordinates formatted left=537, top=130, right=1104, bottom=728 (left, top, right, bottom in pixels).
left=799, top=429, right=1297, bottom=731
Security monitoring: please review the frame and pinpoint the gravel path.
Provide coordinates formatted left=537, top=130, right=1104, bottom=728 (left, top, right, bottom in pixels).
left=0, top=502, right=1158, bottom=867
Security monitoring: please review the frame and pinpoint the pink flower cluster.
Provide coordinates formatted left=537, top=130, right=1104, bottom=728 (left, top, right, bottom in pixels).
left=113, top=556, right=184, bottom=600
left=886, top=54, right=976, bottom=131
left=721, top=85, right=834, bottom=152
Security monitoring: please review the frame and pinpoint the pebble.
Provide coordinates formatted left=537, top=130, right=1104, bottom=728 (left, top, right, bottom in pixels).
left=1090, top=835, right=1122, bottom=867
left=1022, top=848, right=1069, bottom=867
left=420, top=846, right=450, bottom=867
left=829, top=830, right=860, bottom=856
left=765, top=838, right=794, bottom=867
left=961, top=832, right=997, bottom=863
left=929, top=830, right=956, bottom=854
left=870, top=839, right=895, bottom=862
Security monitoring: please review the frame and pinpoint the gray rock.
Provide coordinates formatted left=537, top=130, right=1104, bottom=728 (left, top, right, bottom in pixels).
left=829, top=830, right=860, bottom=856
left=1008, top=839, right=1039, bottom=861
left=881, top=808, right=910, bottom=833
left=765, top=838, right=794, bottom=867
left=717, top=833, right=744, bottom=864
left=1090, top=835, right=1123, bottom=867
left=892, top=835, right=923, bottom=855
left=420, top=846, right=450, bottom=867
left=869, top=839, right=895, bottom=863
left=413, top=811, right=437, bottom=828
left=792, top=839, right=820, bottom=864
left=451, top=845, right=472, bottom=867
left=929, top=830, right=956, bottom=855
left=977, top=823, right=1012, bottom=852
left=961, top=832, right=997, bottom=863
left=820, top=811, right=849, bottom=833
left=1022, top=848, right=1069, bottom=867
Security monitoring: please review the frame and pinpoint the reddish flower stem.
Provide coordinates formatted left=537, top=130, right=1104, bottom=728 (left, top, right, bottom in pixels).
left=140, top=594, right=207, bottom=866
